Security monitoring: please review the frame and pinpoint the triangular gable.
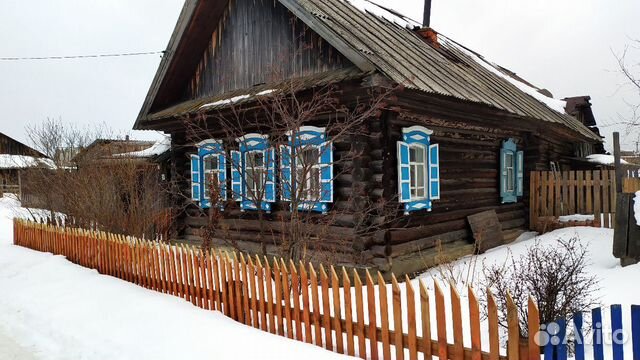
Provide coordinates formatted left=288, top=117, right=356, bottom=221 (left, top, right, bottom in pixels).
left=135, top=0, right=363, bottom=129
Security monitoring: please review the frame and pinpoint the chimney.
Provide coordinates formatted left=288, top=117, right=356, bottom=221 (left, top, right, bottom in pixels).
left=423, top=0, right=432, bottom=28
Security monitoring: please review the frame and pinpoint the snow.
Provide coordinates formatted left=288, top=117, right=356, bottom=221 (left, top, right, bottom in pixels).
left=200, top=94, right=251, bottom=110
left=586, top=154, right=631, bottom=166
left=343, top=0, right=422, bottom=29
left=0, top=198, right=354, bottom=360
left=440, top=37, right=569, bottom=115
left=199, top=89, right=278, bottom=110
left=114, top=136, right=171, bottom=158
left=558, top=214, right=595, bottom=222
left=0, top=155, right=55, bottom=169
left=635, top=191, right=640, bottom=226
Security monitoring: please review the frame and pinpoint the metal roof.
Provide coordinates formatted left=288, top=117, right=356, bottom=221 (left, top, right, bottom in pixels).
left=279, top=0, right=600, bottom=141
left=136, top=0, right=601, bottom=142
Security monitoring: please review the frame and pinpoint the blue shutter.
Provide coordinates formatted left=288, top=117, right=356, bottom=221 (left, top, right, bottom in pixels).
left=429, top=144, right=440, bottom=200
left=319, top=141, right=333, bottom=204
left=218, top=152, right=227, bottom=201
left=190, top=154, right=201, bottom=202
left=230, top=150, right=243, bottom=201
left=500, top=139, right=517, bottom=204
left=265, top=147, right=276, bottom=203
left=397, top=141, right=411, bottom=203
left=500, top=148, right=508, bottom=200
left=280, top=145, right=292, bottom=201
left=516, top=150, right=524, bottom=197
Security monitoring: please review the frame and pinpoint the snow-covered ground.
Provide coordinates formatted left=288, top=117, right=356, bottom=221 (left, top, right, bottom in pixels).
left=0, top=196, right=354, bottom=360
left=2, top=194, right=639, bottom=360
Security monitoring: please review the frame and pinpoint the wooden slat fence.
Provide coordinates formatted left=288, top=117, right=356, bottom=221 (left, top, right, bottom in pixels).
left=541, top=305, right=640, bottom=360
left=13, top=219, right=538, bottom=360
left=529, top=170, right=617, bottom=230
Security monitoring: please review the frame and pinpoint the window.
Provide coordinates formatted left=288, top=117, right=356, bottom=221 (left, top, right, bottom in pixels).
left=409, top=145, right=427, bottom=200
left=500, top=139, right=524, bottom=204
left=280, top=126, right=333, bottom=214
left=296, top=147, right=321, bottom=201
left=190, top=140, right=227, bottom=209
left=232, top=134, right=275, bottom=212
left=202, top=154, right=221, bottom=200
left=245, top=151, right=266, bottom=197
left=397, top=126, right=440, bottom=214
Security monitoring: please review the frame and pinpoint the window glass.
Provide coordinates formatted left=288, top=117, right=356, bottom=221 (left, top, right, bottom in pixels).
left=296, top=147, right=321, bottom=201
left=409, top=145, right=427, bottom=200
left=246, top=151, right=265, bottom=196
left=203, top=155, right=220, bottom=199
left=506, top=152, right=515, bottom=192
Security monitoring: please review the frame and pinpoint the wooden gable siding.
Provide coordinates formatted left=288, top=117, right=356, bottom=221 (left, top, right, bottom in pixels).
left=185, top=0, right=352, bottom=101
left=0, top=133, right=40, bottom=157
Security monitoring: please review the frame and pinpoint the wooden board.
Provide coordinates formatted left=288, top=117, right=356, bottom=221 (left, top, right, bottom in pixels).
left=467, top=210, right=504, bottom=253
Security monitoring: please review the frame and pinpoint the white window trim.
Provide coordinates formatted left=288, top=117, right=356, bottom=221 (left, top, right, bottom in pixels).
left=202, top=154, right=221, bottom=200
left=408, top=144, right=428, bottom=202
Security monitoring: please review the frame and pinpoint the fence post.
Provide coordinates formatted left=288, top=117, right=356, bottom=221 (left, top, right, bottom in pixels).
left=614, top=132, right=623, bottom=192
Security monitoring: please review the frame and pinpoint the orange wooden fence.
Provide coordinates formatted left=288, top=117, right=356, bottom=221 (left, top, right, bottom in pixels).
left=13, top=219, right=541, bottom=360
left=529, top=170, right=617, bottom=230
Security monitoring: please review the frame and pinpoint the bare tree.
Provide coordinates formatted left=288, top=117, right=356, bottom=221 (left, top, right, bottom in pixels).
left=481, top=236, right=599, bottom=339
left=613, top=39, right=640, bottom=141
left=22, top=120, right=173, bottom=240
left=182, top=77, right=399, bottom=265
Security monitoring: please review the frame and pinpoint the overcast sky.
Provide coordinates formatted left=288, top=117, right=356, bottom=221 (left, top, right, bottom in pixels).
left=1, top=0, right=639, bottom=151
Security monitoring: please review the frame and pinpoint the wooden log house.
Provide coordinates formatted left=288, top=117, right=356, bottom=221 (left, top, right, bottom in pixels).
left=0, top=131, right=52, bottom=197
left=133, top=0, right=604, bottom=276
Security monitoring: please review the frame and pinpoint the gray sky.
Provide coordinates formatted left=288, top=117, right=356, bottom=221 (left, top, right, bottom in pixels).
left=1, top=0, right=639, bottom=151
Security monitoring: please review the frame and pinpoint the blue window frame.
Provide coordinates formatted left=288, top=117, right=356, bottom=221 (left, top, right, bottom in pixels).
left=500, top=138, right=524, bottom=203
left=397, top=126, right=440, bottom=215
left=232, top=134, right=276, bottom=212
left=280, top=126, right=333, bottom=214
left=190, top=139, right=227, bottom=209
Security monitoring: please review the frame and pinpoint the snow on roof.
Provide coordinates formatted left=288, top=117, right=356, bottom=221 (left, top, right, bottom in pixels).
left=343, top=0, right=422, bottom=29
left=0, top=155, right=55, bottom=170
left=199, top=89, right=277, bottom=111
left=586, top=154, right=630, bottom=166
left=439, top=37, right=568, bottom=115
left=114, top=136, right=171, bottom=158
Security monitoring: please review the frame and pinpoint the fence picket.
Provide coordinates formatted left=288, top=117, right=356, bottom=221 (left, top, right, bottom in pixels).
left=435, top=282, right=448, bottom=360
left=527, top=297, right=540, bottom=360
left=248, top=257, right=258, bottom=328
left=226, top=253, right=236, bottom=320
left=234, top=254, right=243, bottom=322
left=343, top=268, right=355, bottom=356
left=354, top=271, right=366, bottom=359
left=282, top=260, right=293, bottom=339
left=241, top=254, right=251, bottom=325
left=291, top=261, right=302, bottom=340
left=574, top=311, right=585, bottom=360
left=256, top=257, right=267, bottom=331
left=488, top=289, right=500, bottom=360
left=451, top=284, right=464, bottom=360
left=274, top=260, right=284, bottom=336
left=632, top=305, right=640, bottom=360
left=392, top=275, right=404, bottom=360
left=331, top=267, right=344, bottom=354
left=367, top=271, right=378, bottom=360
left=405, top=276, right=417, bottom=360
left=320, top=265, right=332, bottom=349
left=420, top=281, right=432, bottom=359
left=593, top=307, right=604, bottom=360
left=506, top=292, right=520, bottom=360
left=611, top=305, right=624, bottom=360
left=300, top=263, right=311, bottom=343
left=310, top=264, right=321, bottom=347
left=469, top=287, right=482, bottom=360
left=264, top=259, right=274, bottom=333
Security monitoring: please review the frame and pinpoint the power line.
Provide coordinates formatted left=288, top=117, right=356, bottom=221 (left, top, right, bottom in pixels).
left=0, top=50, right=165, bottom=61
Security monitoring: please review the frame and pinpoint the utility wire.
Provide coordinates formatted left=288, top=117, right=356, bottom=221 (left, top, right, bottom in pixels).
left=0, top=50, right=165, bottom=61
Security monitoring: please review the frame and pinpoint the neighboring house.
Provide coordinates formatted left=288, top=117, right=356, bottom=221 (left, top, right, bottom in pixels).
left=0, top=131, right=54, bottom=196
left=133, top=0, right=603, bottom=275
left=113, top=136, right=173, bottom=182
left=72, top=138, right=155, bottom=167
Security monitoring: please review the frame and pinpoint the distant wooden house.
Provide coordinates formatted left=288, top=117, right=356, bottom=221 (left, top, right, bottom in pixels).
left=72, top=138, right=155, bottom=168
left=133, top=0, right=603, bottom=275
left=0, top=131, right=53, bottom=196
